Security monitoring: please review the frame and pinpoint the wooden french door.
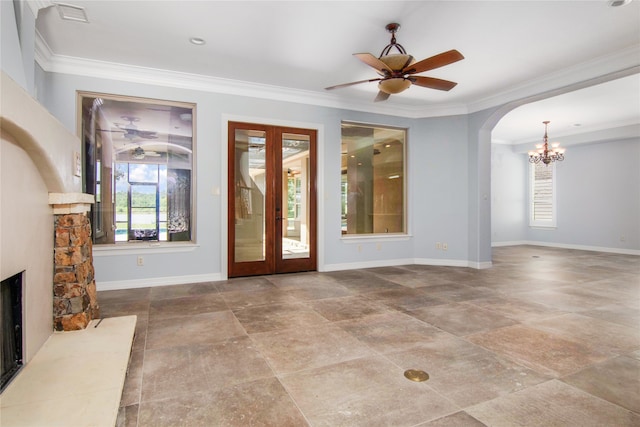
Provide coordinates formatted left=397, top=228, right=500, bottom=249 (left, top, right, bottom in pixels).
left=228, top=122, right=317, bottom=277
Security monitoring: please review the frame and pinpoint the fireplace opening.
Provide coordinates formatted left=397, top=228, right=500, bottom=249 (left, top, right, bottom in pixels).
left=1, top=271, right=23, bottom=393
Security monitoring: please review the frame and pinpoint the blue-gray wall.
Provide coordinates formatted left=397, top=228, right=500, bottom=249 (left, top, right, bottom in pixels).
left=492, top=138, right=640, bottom=253
left=39, top=71, right=483, bottom=287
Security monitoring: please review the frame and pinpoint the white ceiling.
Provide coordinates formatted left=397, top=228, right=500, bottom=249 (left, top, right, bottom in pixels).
left=34, top=1, right=640, bottom=143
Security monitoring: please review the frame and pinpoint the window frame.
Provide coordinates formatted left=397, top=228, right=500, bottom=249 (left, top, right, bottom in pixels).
left=77, top=91, right=197, bottom=246
left=340, top=121, right=408, bottom=237
left=529, top=161, right=557, bottom=228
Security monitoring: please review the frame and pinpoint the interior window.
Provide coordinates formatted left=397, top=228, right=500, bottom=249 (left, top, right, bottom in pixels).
left=340, top=122, right=406, bottom=235
left=79, top=93, right=195, bottom=244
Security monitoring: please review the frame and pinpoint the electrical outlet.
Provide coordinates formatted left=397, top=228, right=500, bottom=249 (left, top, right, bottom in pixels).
left=442, top=243, right=448, bottom=251
left=376, top=243, right=381, bottom=251
left=358, top=244, right=362, bottom=253
left=436, top=242, right=441, bottom=250
left=137, top=256, right=144, bottom=266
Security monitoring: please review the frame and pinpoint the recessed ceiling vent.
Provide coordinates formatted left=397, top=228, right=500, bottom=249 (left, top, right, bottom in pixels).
left=55, top=3, right=89, bottom=23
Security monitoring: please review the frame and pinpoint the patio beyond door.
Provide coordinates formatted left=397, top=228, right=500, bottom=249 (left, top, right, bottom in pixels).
left=228, top=122, right=317, bottom=277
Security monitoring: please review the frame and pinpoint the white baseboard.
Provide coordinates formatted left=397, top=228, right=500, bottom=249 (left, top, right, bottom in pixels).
left=96, top=273, right=224, bottom=291
left=321, top=257, right=492, bottom=272
left=492, top=240, right=640, bottom=256
left=321, top=258, right=415, bottom=272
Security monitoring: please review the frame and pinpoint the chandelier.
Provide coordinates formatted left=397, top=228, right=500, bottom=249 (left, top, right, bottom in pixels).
left=529, top=121, right=565, bottom=165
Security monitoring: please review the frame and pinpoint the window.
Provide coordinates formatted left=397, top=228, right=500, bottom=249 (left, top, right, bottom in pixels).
left=79, top=93, right=195, bottom=244
left=529, top=161, right=556, bottom=227
left=340, top=122, right=406, bottom=235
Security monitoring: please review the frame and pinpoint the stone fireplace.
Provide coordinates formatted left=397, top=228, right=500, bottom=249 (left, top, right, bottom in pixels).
left=1, top=71, right=96, bottom=366
left=52, top=210, right=99, bottom=331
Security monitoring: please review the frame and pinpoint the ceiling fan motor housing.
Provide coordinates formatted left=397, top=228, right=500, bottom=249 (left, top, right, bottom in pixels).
left=378, top=54, right=415, bottom=94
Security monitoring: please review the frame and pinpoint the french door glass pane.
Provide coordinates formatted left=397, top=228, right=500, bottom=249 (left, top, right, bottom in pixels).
left=234, top=129, right=267, bottom=262
left=281, top=133, right=310, bottom=259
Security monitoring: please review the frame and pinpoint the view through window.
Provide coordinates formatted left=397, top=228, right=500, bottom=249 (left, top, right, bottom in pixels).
left=341, top=122, right=406, bottom=235
left=79, top=93, right=195, bottom=244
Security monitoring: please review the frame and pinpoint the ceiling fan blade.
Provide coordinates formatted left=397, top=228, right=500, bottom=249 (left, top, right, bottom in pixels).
left=403, top=49, right=464, bottom=75
left=354, top=53, right=392, bottom=75
left=97, top=128, right=125, bottom=133
left=374, top=91, right=391, bottom=102
left=136, top=130, right=158, bottom=139
left=409, top=76, right=458, bottom=91
left=325, top=78, right=382, bottom=91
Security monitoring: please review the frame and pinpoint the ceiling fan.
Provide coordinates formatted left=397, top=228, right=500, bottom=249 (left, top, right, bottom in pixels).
left=98, top=116, right=158, bottom=139
left=325, top=23, right=464, bottom=102
left=130, top=145, right=161, bottom=160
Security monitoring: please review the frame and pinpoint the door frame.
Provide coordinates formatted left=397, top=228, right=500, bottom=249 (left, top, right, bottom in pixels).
left=226, top=120, right=318, bottom=277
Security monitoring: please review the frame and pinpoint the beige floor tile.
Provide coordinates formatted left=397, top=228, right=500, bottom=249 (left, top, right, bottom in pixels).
left=338, top=274, right=405, bottom=293
left=215, top=276, right=278, bottom=293
left=119, top=349, right=144, bottom=407
left=279, top=355, right=458, bottom=427
left=465, top=295, right=566, bottom=322
left=307, top=295, right=392, bottom=321
left=562, top=355, right=640, bottom=413
left=466, top=380, right=640, bottom=426
left=421, top=411, right=488, bottom=426
left=526, top=313, right=640, bottom=355
left=149, top=281, right=219, bottom=300
left=579, top=303, right=640, bottom=328
left=140, top=336, right=273, bottom=402
left=138, top=378, right=309, bottom=427
left=407, top=303, right=517, bottom=336
left=365, top=287, right=448, bottom=312
left=386, top=334, right=548, bottom=407
left=146, top=310, right=247, bottom=350
left=468, top=324, right=612, bottom=377
left=232, top=301, right=329, bottom=334
left=148, top=293, right=228, bottom=320
left=336, top=311, right=449, bottom=354
left=249, top=323, right=374, bottom=375
left=220, top=287, right=299, bottom=309
left=88, top=247, right=639, bottom=426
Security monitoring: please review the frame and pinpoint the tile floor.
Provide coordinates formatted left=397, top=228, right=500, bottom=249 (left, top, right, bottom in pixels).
left=101, top=246, right=640, bottom=427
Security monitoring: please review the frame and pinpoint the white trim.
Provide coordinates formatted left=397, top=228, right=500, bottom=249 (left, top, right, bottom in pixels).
left=35, top=32, right=639, bottom=119
left=321, top=258, right=416, bottom=272
left=34, top=43, right=463, bottom=119
left=340, top=235, right=412, bottom=244
left=492, top=240, right=528, bottom=247
left=467, top=45, right=640, bottom=113
left=321, top=257, right=488, bottom=272
left=492, top=241, right=640, bottom=256
left=93, top=242, right=199, bottom=256
left=96, top=272, right=223, bottom=291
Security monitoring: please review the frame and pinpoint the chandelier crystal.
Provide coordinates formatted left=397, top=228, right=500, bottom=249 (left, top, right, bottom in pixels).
left=528, top=121, right=565, bottom=165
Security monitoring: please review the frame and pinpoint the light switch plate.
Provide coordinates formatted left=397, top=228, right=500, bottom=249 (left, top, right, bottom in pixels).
left=73, top=151, right=81, bottom=177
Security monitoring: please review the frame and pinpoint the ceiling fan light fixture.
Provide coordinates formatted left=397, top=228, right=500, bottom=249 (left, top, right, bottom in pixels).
left=379, top=54, right=415, bottom=71
left=131, top=146, right=145, bottom=160
left=379, top=78, right=411, bottom=94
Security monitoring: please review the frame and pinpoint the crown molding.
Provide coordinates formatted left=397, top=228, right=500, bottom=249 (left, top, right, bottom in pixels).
left=34, top=30, right=469, bottom=119
left=467, top=45, right=640, bottom=114
left=35, top=28, right=639, bottom=119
